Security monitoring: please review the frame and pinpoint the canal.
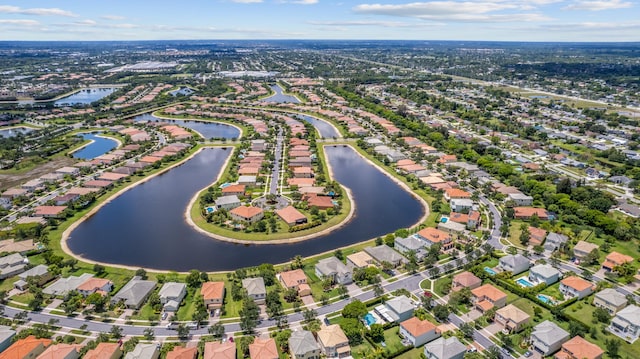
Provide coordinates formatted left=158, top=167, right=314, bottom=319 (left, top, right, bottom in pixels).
left=133, top=113, right=240, bottom=140
left=54, top=87, right=117, bottom=107
left=261, top=84, right=300, bottom=103
left=72, top=133, right=118, bottom=160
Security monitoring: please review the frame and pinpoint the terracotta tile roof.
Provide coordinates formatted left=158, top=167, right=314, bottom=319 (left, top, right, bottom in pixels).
left=37, top=344, right=82, bottom=359
left=221, top=184, right=245, bottom=194
left=444, top=188, right=471, bottom=199
left=275, top=206, right=306, bottom=225
left=561, top=276, right=594, bottom=292
left=34, top=206, right=67, bottom=216
left=166, top=347, right=197, bottom=359
left=555, top=336, right=603, bottom=359
left=468, top=211, right=481, bottom=222
left=83, top=343, right=121, bottom=359
left=448, top=212, right=469, bottom=224
left=514, top=207, right=548, bottom=219
left=603, top=252, right=634, bottom=268
left=452, top=271, right=481, bottom=288
left=249, top=338, right=278, bottom=359
left=77, top=278, right=112, bottom=292
left=279, top=269, right=307, bottom=288
left=200, top=282, right=225, bottom=301
left=471, top=284, right=507, bottom=302
left=476, top=300, right=495, bottom=312
left=400, top=317, right=437, bottom=337
left=203, top=342, right=235, bottom=359
left=0, top=335, right=52, bottom=359
left=229, top=206, right=263, bottom=219
left=417, top=227, right=451, bottom=244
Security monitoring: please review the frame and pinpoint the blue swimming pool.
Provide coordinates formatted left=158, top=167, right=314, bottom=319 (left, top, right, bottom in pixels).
left=484, top=267, right=497, bottom=275
left=364, top=313, right=376, bottom=326
left=205, top=207, right=215, bottom=214
left=537, top=294, right=553, bottom=304
left=441, top=217, right=448, bottom=223
left=219, top=183, right=231, bottom=189
left=516, top=277, right=534, bottom=288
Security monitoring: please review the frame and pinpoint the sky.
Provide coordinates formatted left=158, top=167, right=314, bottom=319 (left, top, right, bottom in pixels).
left=0, top=0, right=637, bottom=42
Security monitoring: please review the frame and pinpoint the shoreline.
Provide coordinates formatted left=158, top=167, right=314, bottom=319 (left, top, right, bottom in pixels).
left=150, top=112, right=244, bottom=141
left=67, top=132, right=122, bottom=157
left=0, top=85, right=123, bottom=104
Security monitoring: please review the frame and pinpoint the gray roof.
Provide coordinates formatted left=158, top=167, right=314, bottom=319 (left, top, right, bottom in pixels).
left=0, top=253, right=25, bottom=268
left=158, top=282, right=186, bottom=300
left=289, top=330, right=320, bottom=356
left=18, top=264, right=49, bottom=279
left=386, top=295, right=414, bottom=315
left=596, top=288, right=628, bottom=307
left=364, top=245, right=408, bottom=264
left=215, top=195, right=240, bottom=206
left=112, top=276, right=156, bottom=308
left=500, top=254, right=530, bottom=268
left=395, top=236, right=425, bottom=252
left=450, top=198, right=474, bottom=207
left=615, top=305, right=640, bottom=327
left=242, top=277, right=266, bottom=297
left=508, top=193, right=533, bottom=200
left=424, top=337, right=466, bottom=359
left=532, top=320, right=570, bottom=345
left=316, top=257, right=350, bottom=277
left=43, top=273, right=93, bottom=296
left=0, top=325, right=15, bottom=344
left=124, top=343, right=159, bottom=359
left=545, top=233, right=568, bottom=247
left=530, top=264, right=560, bottom=278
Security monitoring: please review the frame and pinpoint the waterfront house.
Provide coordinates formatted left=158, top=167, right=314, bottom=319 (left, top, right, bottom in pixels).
left=76, top=278, right=113, bottom=297
left=399, top=317, right=440, bottom=347
left=201, top=281, right=225, bottom=312
left=229, top=206, right=264, bottom=224
left=289, top=330, right=320, bottom=359
left=317, top=325, right=350, bottom=358
left=84, top=343, right=122, bottom=359
left=531, top=321, right=570, bottom=356
left=560, top=276, right=594, bottom=300
left=449, top=198, right=474, bottom=213
left=528, top=226, right=548, bottom=246
left=573, top=241, right=599, bottom=259
left=0, top=252, right=27, bottom=281
left=508, top=193, right=534, bottom=206
left=451, top=271, right=481, bottom=291
left=33, top=205, right=67, bottom=219
left=293, top=167, right=313, bottom=178
left=12, top=262, right=46, bottom=288
left=495, top=304, right=530, bottom=333
left=364, top=245, right=408, bottom=267
left=602, top=251, right=634, bottom=272
left=43, top=273, right=94, bottom=297
left=609, top=304, right=640, bottom=342
left=222, top=184, right=246, bottom=197
left=276, top=206, right=307, bottom=227
left=443, top=188, right=471, bottom=201
left=593, top=288, right=628, bottom=315
left=529, top=264, right=561, bottom=286
left=471, top=284, right=507, bottom=312
left=554, top=336, right=603, bottom=359
left=545, top=232, right=569, bottom=252
left=346, top=251, right=375, bottom=269
left=249, top=338, right=278, bottom=359
left=437, top=220, right=467, bottom=235
left=0, top=335, right=51, bottom=359
left=238, top=176, right=257, bottom=186
left=37, top=343, right=82, bottom=359
left=166, top=346, right=197, bottom=359
left=124, top=344, right=159, bottom=359
left=315, top=257, right=352, bottom=285
left=158, top=282, right=187, bottom=312
left=514, top=207, right=549, bottom=220
left=423, top=337, right=466, bottom=359
left=0, top=326, right=15, bottom=353
left=498, top=254, right=531, bottom=275
left=242, top=277, right=266, bottom=304
left=203, top=342, right=235, bottom=359
left=394, top=236, right=426, bottom=259
left=303, top=194, right=334, bottom=209
left=415, top=228, right=454, bottom=252
left=279, top=269, right=311, bottom=297
left=385, top=295, right=415, bottom=323
left=111, top=276, right=156, bottom=309
left=214, top=196, right=241, bottom=211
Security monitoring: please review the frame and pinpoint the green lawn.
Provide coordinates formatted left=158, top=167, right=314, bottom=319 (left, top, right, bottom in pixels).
left=350, top=341, right=375, bottom=359
left=393, top=347, right=423, bottom=359
left=130, top=301, right=159, bottom=321
left=433, top=276, right=452, bottom=297
left=176, top=288, right=198, bottom=321
left=510, top=297, right=553, bottom=325
left=381, top=326, right=408, bottom=355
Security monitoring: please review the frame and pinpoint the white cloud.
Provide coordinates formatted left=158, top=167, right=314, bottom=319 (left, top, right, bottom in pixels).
left=231, top=0, right=263, bottom=3
left=74, top=19, right=97, bottom=26
left=0, top=5, right=76, bottom=17
left=0, top=19, right=40, bottom=26
left=290, top=0, right=319, bottom=4
left=101, top=15, right=125, bottom=20
left=563, top=0, right=632, bottom=10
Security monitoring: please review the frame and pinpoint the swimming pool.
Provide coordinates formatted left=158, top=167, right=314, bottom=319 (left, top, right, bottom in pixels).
left=205, top=207, right=215, bottom=214
left=364, top=313, right=376, bottom=326
left=484, top=267, right=497, bottom=275
left=537, top=294, right=553, bottom=304
left=219, top=183, right=231, bottom=189
left=441, top=217, right=448, bottom=223
left=516, top=277, right=535, bottom=288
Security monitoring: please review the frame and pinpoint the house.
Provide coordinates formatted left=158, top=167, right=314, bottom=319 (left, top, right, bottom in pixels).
left=84, top=343, right=122, bottom=359
left=528, top=226, right=548, bottom=246
left=158, top=282, right=187, bottom=312
left=37, top=343, right=82, bottom=359
left=43, top=273, right=94, bottom=296
left=423, top=337, right=466, bottom=359
left=451, top=271, right=481, bottom=291
left=249, top=338, right=278, bottom=359
left=242, top=277, right=266, bottom=304
left=279, top=269, right=311, bottom=297
left=0, top=326, right=15, bottom=353
left=201, top=281, right=225, bottom=311
left=385, top=295, right=415, bottom=323
left=415, top=228, right=454, bottom=252
left=610, top=305, right=640, bottom=342
left=498, top=254, right=530, bottom=275
left=560, top=276, right=594, bottom=300
left=0, top=253, right=27, bottom=279
left=554, top=336, right=603, bottom=359
left=467, top=211, right=481, bottom=229
left=602, top=251, right=634, bottom=272
left=214, top=196, right=241, bottom=211
left=317, top=325, right=351, bottom=358
left=229, top=206, right=264, bottom=223
left=33, top=205, right=67, bottom=218
left=531, top=321, right=570, bottom=356
left=76, top=278, right=114, bottom=297
left=508, top=193, right=534, bottom=206
left=495, top=304, right=530, bottom=333
left=346, top=251, right=375, bottom=269
left=166, top=346, right=197, bottom=359
left=545, top=232, right=568, bottom=252
left=111, top=276, right=156, bottom=309
left=124, top=344, right=159, bottom=359
left=449, top=199, right=474, bottom=213
left=471, top=284, right=507, bottom=312
left=238, top=176, right=257, bottom=186
left=394, top=236, right=426, bottom=259
left=529, top=264, right=561, bottom=286
left=364, top=245, right=408, bottom=267
left=289, top=330, right=320, bottom=359
left=203, top=342, right=235, bottom=359
left=315, top=257, right=352, bottom=285
left=443, top=188, right=471, bottom=201
left=0, top=336, right=51, bottom=359
left=573, top=241, right=599, bottom=259
left=14, top=264, right=51, bottom=290
left=275, top=206, right=307, bottom=226
left=399, top=317, right=440, bottom=347
left=593, top=288, right=628, bottom=315
left=514, top=207, right=548, bottom=220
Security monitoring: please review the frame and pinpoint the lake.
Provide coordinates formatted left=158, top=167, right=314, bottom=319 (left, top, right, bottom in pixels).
left=0, top=127, right=33, bottom=138
left=261, top=84, right=300, bottom=103
left=72, top=133, right=118, bottom=160
left=296, top=114, right=340, bottom=138
left=133, top=113, right=241, bottom=140
left=66, top=146, right=424, bottom=271
left=54, top=87, right=117, bottom=106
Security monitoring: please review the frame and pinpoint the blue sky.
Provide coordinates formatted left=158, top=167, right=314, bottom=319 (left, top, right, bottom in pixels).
left=0, top=0, right=637, bottom=41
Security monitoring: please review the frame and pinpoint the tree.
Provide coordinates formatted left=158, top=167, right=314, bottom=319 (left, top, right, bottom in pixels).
left=373, top=282, right=384, bottom=298
left=93, top=264, right=105, bottom=275
left=519, top=223, right=530, bottom=246
left=605, top=338, right=620, bottom=358
left=459, top=322, right=475, bottom=339
left=208, top=322, right=225, bottom=338
left=110, top=325, right=123, bottom=339
left=342, top=300, right=367, bottom=319
left=143, top=328, right=154, bottom=340
left=432, top=304, right=449, bottom=322
left=176, top=324, right=190, bottom=340
left=593, top=307, right=611, bottom=324
left=135, top=268, right=147, bottom=279
left=274, top=329, right=292, bottom=353
left=334, top=249, right=344, bottom=260
left=337, top=284, right=349, bottom=299
left=291, top=255, right=304, bottom=270
left=368, top=324, right=384, bottom=342
left=239, top=297, right=260, bottom=334
left=340, top=318, right=364, bottom=345
left=237, top=336, right=253, bottom=358
left=303, top=308, right=317, bottom=323
left=283, top=287, right=299, bottom=303
left=148, top=292, right=162, bottom=312
left=569, top=321, right=585, bottom=337
left=186, top=270, right=203, bottom=288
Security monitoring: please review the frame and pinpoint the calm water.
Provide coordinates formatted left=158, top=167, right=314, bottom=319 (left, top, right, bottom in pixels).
left=261, top=84, right=300, bottom=103
left=133, top=113, right=240, bottom=140
left=0, top=127, right=33, bottom=138
left=54, top=87, right=117, bottom=106
left=67, top=146, right=424, bottom=271
left=297, top=114, right=339, bottom=138
left=72, top=133, right=118, bottom=160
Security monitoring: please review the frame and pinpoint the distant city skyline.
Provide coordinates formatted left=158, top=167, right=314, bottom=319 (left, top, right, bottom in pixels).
left=0, top=0, right=637, bottom=42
